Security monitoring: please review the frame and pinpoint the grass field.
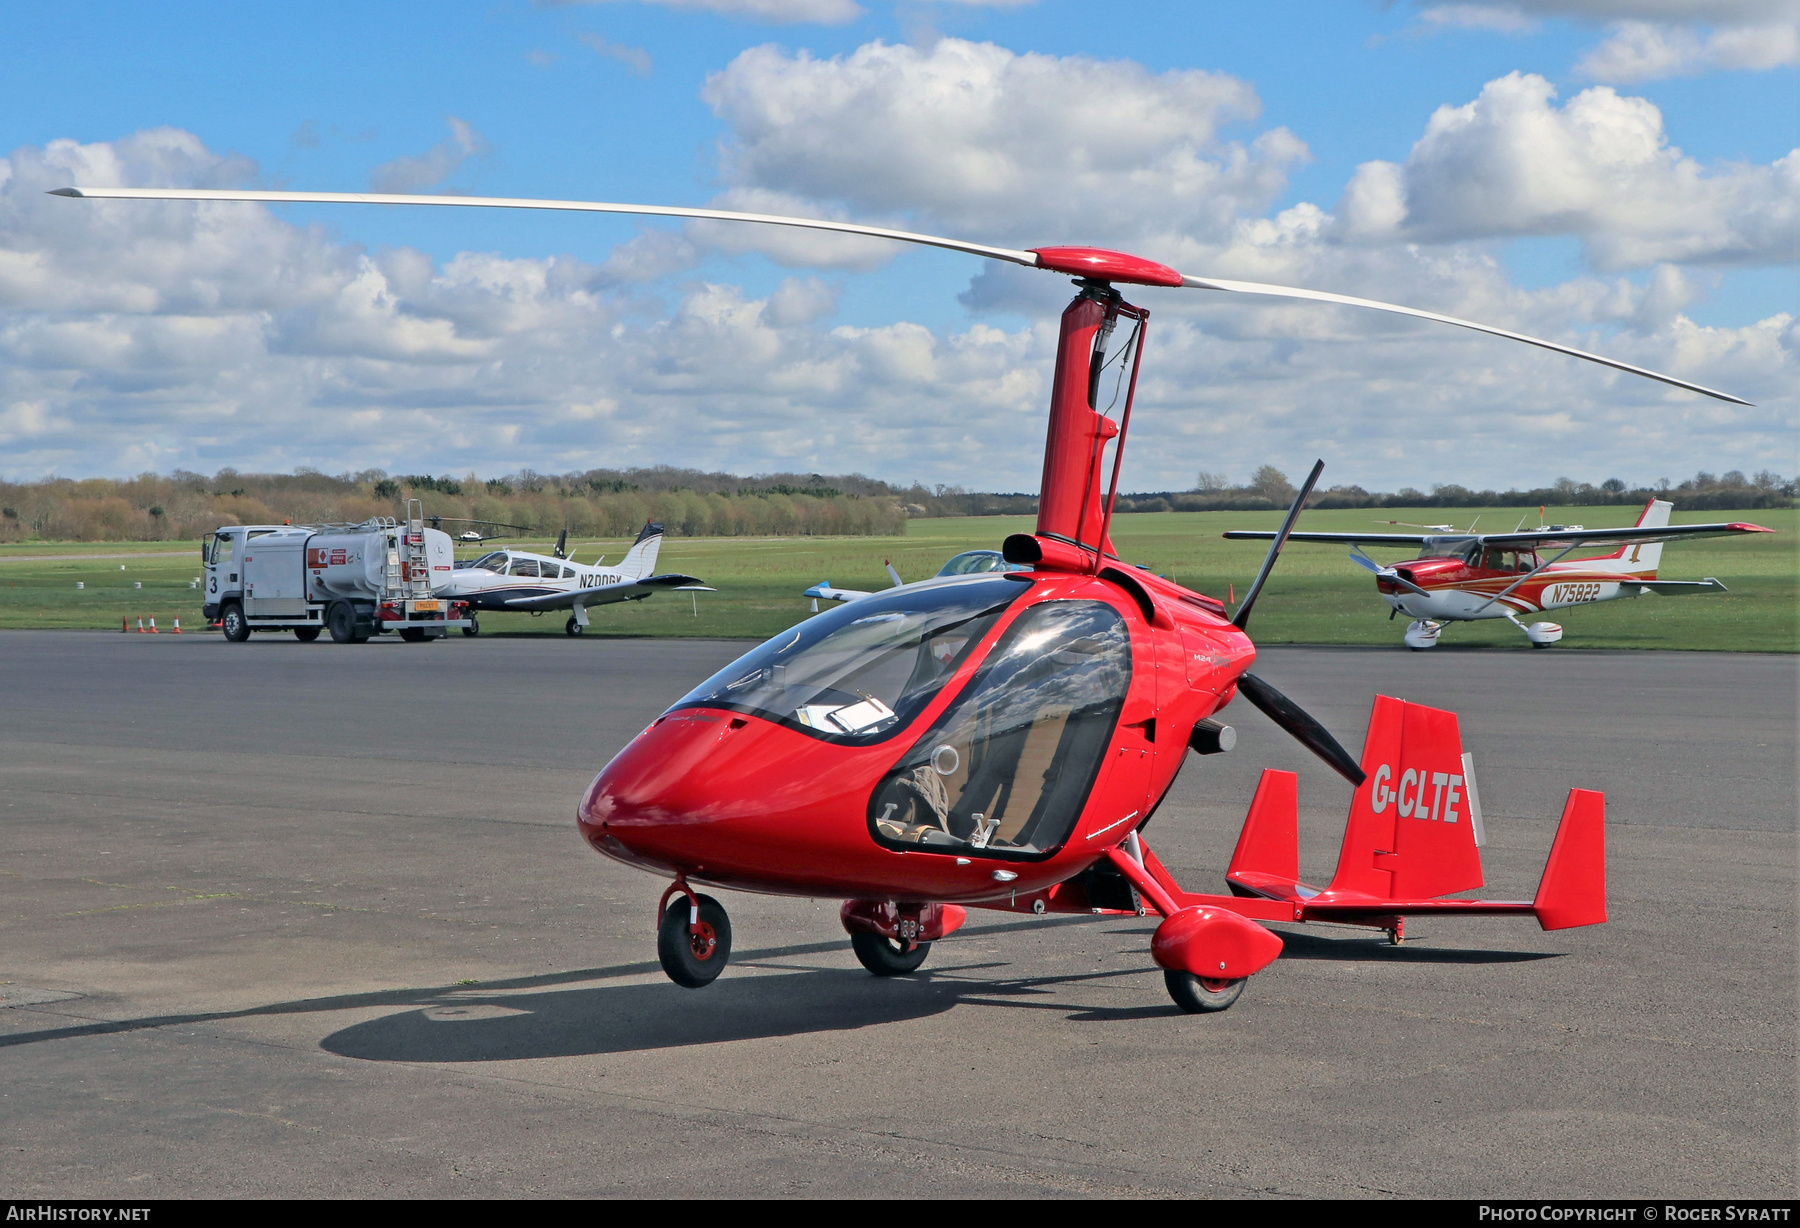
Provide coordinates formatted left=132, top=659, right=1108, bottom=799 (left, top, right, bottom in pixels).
left=1, top=505, right=1792, bottom=650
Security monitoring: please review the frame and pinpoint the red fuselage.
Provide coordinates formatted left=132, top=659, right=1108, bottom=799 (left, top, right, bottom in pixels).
left=578, top=568, right=1254, bottom=903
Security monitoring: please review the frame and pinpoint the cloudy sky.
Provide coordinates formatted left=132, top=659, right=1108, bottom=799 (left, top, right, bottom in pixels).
left=0, top=0, right=1793, bottom=492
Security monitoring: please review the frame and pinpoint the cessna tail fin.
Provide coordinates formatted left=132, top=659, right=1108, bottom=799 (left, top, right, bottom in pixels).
left=619, top=522, right=665, bottom=580
left=1595, top=498, right=1672, bottom=574
left=1328, top=695, right=1484, bottom=901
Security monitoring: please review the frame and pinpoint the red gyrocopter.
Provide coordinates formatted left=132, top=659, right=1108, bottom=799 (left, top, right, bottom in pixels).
left=56, top=185, right=1745, bottom=1011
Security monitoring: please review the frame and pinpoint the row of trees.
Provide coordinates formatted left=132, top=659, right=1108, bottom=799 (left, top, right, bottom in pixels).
left=1125, top=466, right=1798, bottom=515
left=0, top=467, right=906, bottom=543
left=0, top=463, right=1786, bottom=543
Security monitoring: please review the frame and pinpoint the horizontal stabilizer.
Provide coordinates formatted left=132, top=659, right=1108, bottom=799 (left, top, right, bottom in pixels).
left=1532, top=788, right=1607, bottom=931
left=1634, top=578, right=1727, bottom=597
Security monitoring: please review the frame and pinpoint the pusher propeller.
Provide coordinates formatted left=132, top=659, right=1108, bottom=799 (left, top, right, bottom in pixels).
left=50, top=186, right=1749, bottom=405
left=1233, top=672, right=1367, bottom=788
left=1222, top=459, right=1368, bottom=786
left=1231, top=458, right=1324, bottom=631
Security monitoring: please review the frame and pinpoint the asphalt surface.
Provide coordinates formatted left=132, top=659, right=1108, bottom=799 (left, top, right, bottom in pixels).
left=1, top=630, right=1793, bottom=1199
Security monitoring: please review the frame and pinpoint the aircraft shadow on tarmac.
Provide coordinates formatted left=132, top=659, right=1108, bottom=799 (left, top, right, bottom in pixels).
left=0, top=917, right=1561, bottom=1061
left=318, top=926, right=1562, bottom=1064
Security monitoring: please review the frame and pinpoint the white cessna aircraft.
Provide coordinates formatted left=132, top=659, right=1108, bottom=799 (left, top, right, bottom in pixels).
left=443, top=522, right=709, bottom=636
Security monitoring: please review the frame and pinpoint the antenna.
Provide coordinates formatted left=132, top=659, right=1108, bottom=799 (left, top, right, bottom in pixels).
left=1232, top=460, right=1325, bottom=631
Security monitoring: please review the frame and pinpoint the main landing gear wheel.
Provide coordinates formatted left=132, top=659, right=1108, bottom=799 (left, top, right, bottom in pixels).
left=658, top=894, right=732, bottom=988
left=564, top=617, right=584, bottom=637
left=850, top=931, right=932, bottom=977
left=1163, top=970, right=1246, bottom=1014
left=293, top=626, right=321, bottom=643
left=461, top=617, right=479, bottom=637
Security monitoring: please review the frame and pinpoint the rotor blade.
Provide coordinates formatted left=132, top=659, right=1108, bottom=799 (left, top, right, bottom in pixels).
left=51, top=186, right=1748, bottom=404
left=1181, top=274, right=1749, bottom=405
left=1232, top=459, right=1324, bottom=631
left=49, top=186, right=1039, bottom=269
left=1235, top=672, right=1367, bottom=787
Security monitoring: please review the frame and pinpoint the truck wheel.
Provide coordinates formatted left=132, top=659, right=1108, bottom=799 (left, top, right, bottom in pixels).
left=399, top=627, right=428, bottom=643
left=293, top=626, right=321, bottom=643
left=565, top=617, right=584, bottom=637
left=327, top=602, right=360, bottom=644
left=461, top=617, right=479, bottom=638
left=220, top=603, right=250, bottom=643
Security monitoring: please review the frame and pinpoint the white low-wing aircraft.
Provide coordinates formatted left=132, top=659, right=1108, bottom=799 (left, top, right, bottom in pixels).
left=444, top=522, right=710, bottom=636
left=801, top=550, right=1029, bottom=609
left=1225, top=498, right=1771, bottom=649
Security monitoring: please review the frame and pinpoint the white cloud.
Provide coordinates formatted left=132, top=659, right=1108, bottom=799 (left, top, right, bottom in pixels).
left=1332, top=73, right=1799, bottom=269
left=698, top=37, right=1301, bottom=260
left=1406, top=0, right=1800, bottom=80
left=368, top=117, right=490, bottom=194
left=1578, top=17, right=1800, bottom=78
left=577, top=32, right=653, bottom=75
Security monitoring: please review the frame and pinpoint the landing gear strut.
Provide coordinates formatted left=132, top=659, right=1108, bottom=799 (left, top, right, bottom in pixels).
left=656, top=877, right=732, bottom=988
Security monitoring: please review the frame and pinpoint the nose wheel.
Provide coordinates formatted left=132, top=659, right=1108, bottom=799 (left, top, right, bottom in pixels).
left=657, top=890, right=732, bottom=988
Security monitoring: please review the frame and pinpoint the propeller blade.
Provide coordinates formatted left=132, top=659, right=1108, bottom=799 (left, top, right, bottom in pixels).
left=1232, top=459, right=1324, bottom=631
left=1235, top=672, right=1367, bottom=787
left=1347, top=550, right=1430, bottom=597
left=50, top=187, right=1749, bottom=404
left=1180, top=274, right=1748, bottom=406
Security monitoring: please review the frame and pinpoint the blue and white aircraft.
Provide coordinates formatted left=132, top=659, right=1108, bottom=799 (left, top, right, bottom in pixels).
left=803, top=549, right=1029, bottom=610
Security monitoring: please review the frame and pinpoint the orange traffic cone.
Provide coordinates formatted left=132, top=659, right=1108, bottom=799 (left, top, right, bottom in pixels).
left=147, top=617, right=159, bottom=633
left=171, top=618, right=183, bottom=634
left=135, top=617, right=146, bottom=633
left=121, top=617, right=129, bottom=633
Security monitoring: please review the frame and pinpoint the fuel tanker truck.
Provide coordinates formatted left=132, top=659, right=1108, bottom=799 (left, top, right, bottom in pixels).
left=201, top=502, right=472, bottom=643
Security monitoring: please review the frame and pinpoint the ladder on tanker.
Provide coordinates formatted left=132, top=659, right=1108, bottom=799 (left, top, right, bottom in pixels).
left=385, top=499, right=435, bottom=601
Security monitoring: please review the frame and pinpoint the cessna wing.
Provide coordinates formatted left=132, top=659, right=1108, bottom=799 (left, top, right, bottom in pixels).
left=1223, top=530, right=1433, bottom=547
left=502, top=573, right=707, bottom=612
left=1471, top=521, right=1771, bottom=549
left=1223, top=521, right=1771, bottom=550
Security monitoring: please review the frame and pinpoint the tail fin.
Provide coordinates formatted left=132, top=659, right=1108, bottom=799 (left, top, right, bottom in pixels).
left=1595, top=499, right=1671, bottom=574
left=1533, top=788, right=1607, bottom=930
left=618, top=522, right=664, bottom=580
left=1226, top=770, right=1299, bottom=893
left=1327, top=695, right=1484, bottom=900
left=553, top=528, right=568, bottom=560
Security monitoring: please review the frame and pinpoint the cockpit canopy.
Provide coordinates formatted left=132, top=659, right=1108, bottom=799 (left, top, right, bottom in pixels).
left=672, top=574, right=1028, bottom=743
left=936, top=550, right=1029, bottom=577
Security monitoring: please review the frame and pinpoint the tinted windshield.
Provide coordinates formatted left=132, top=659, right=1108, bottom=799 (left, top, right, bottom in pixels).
left=459, top=552, right=508, bottom=572
left=1419, top=537, right=1478, bottom=562
left=937, top=551, right=1023, bottom=576
left=671, top=574, right=1028, bottom=742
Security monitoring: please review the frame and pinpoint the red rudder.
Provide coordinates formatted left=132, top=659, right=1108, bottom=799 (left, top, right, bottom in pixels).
left=1533, top=788, right=1607, bottom=930
left=1227, top=769, right=1299, bottom=890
